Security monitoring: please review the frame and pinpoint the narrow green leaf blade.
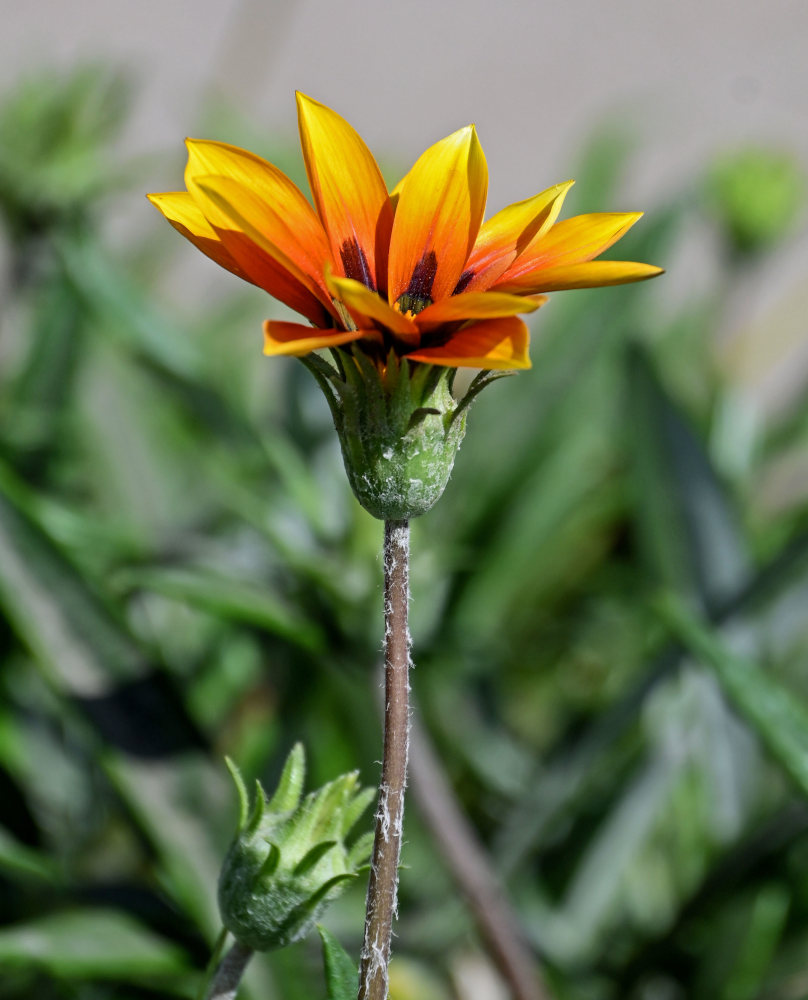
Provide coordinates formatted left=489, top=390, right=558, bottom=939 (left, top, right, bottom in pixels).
left=627, top=347, right=749, bottom=610
left=0, top=909, right=189, bottom=983
left=318, top=925, right=358, bottom=1000
left=656, top=594, right=808, bottom=798
left=114, top=566, right=325, bottom=653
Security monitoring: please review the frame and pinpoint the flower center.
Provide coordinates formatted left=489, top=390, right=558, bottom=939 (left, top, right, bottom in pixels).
left=394, top=292, right=431, bottom=317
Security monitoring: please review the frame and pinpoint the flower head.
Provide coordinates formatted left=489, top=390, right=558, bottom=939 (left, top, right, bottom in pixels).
left=149, top=95, right=662, bottom=518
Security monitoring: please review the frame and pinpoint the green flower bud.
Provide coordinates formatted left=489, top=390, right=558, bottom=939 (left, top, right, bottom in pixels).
left=708, top=148, right=805, bottom=256
left=301, top=350, right=510, bottom=520
left=218, top=744, right=374, bottom=952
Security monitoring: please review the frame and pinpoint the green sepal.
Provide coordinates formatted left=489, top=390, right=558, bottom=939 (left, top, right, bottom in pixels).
left=258, top=842, right=281, bottom=881
left=305, top=872, right=357, bottom=910
left=452, top=369, right=517, bottom=424
left=293, top=840, right=338, bottom=876
left=246, top=780, right=265, bottom=834
left=267, top=874, right=357, bottom=950
left=339, top=786, right=375, bottom=838
left=224, top=756, right=250, bottom=832
left=267, top=742, right=305, bottom=813
left=347, top=830, right=374, bottom=869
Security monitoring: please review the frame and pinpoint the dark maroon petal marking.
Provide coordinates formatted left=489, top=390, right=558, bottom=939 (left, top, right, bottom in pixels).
left=406, top=251, right=438, bottom=300
left=395, top=250, right=438, bottom=315
left=452, top=269, right=474, bottom=295
left=339, top=238, right=375, bottom=291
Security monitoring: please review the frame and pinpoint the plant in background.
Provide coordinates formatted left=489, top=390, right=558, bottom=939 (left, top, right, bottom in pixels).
left=707, top=147, right=805, bottom=257
left=149, top=93, right=661, bottom=1000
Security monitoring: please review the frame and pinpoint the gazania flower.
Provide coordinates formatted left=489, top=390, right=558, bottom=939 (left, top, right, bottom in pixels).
left=148, top=93, right=661, bottom=372
left=148, top=95, right=661, bottom=520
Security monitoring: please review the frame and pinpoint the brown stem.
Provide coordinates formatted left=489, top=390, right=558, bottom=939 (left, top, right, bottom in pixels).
left=409, top=712, right=552, bottom=1000
left=205, top=941, right=253, bottom=1000
left=358, top=519, right=411, bottom=1000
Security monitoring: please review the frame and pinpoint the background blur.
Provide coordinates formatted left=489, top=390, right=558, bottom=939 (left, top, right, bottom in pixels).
left=1, top=2, right=808, bottom=999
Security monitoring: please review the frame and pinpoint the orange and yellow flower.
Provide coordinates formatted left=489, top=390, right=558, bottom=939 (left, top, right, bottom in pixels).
left=148, top=94, right=661, bottom=372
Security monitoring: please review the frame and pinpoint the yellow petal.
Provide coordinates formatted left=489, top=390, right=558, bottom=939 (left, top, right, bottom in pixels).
left=326, top=273, right=418, bottom=339
left=415, top=290, right=545, bottom=332
left=458, top=181, right=574, bottom=293
left=495, top=260, right=664, bottom=294
left=195, top=175, right=338, bottom=325
left=389, top=174, right=406, bottom=210
left=296, top=93, right=394, bottom=294
left=185, top=139, right=331, bottom=295
left=406, top=316, right=531, bottom=370
left=388, top=125, right=488, bottom=307
left=147, top=191, right=247, bottom=280
left=263, top=320, right=365, bottom=356
left=149, top=190, right=329, bottom=326
left=500, top=212, right=644, bottom=283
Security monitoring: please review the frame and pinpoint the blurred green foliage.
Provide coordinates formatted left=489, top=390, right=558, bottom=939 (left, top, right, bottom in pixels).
left=1, top=66, right=808, bottom=1000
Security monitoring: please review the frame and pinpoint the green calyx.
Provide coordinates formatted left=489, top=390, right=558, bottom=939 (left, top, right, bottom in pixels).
left=218, top=745, right=374, bottom=952
left=301, top=350, right=484, bottom=520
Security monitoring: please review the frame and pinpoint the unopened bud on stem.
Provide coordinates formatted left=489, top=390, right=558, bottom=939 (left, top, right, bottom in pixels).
left=218, top=744, right=374, bottom=952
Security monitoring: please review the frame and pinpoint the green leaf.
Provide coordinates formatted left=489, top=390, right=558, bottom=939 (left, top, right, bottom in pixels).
left=627, top=347, right=749, bottom=611
left=0, top=909, right=189, bottom=983
left=0, top=472, right=223, bottom=932
left=0, top=826, right=61, bottom=883
left=114, top=566, right=325, bottom=653
left=722, top=884, right=790, bottom=1000
left=0, top=462, right=147, bottom=688
left=656, top=594, right=808, bottom=799
left=318, top=925, right=358, bottom=1000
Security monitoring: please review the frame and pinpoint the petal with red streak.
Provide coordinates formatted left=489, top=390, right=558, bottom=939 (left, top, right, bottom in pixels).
left=149, top=189, right=329, bottom=326
left=195, top=175, right=337, bottom=325
left=407, top=316, right=531, bottom=370
left=388, top=125, right=488, bottom=306
left=147, top=191, right=247, bottom=280
left=499, top=212, right=644, bottom=284
left=496, top=260, right=664, bottom=294
left=185, top=139, right=331, bottom=296
left=296, top=93, right=393, bottom=293
left=459, top=181, right=574, bottom=292
left=263, top=320, right=365, bottom=356
left=415, top=290, right=544, bottom=331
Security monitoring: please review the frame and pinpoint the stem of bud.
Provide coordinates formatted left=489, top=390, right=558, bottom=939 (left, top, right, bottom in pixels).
left=204, top=941, right=253, bottom=1000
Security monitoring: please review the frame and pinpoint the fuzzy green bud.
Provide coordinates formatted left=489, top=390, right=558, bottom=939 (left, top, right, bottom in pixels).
left=218, top=744, right=374, bottom=952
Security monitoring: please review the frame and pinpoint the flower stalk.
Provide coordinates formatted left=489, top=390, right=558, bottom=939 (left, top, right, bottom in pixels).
left=204, top=941, right=253, bottom=1000
left=359, top=519, right=411, bottom=1000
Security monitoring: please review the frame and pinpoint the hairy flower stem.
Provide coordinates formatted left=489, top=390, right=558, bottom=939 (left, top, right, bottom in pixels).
left=204, top=941, right=253, bottom=1000
left=359, top=519, right=411, bottom=1000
